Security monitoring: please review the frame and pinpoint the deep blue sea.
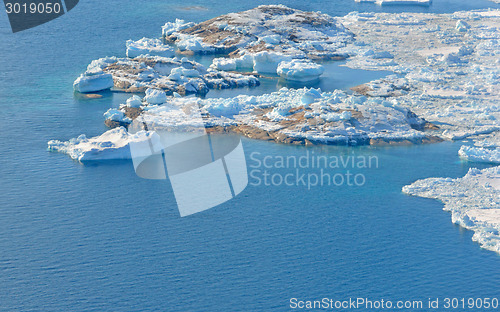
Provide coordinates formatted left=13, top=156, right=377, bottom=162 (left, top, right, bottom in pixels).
left=0, top=1, right=499, bottom=311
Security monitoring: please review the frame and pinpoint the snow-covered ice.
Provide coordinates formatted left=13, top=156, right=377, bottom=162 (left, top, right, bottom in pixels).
left=74, top=55, right=259, bottom=95
left=144, top=88, right=167, bottom=104
left=119, top=87, right=434, bottom=146
left=126, top=38, right=175, bottom=58
left=403, top=166, right=500, bottom=254
left=277, top=59, right=324, bottom=81
left=48, top=127, right=152, bottom=162
left=73, top=68, right=114, bottom=93
left=163, top=5, right=353, bottom=59
left=459, top=146, right=500, bottom=163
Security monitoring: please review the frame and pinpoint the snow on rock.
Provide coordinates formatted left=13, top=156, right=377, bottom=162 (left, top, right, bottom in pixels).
left=125, top=87, right=435, bottom=146
left=403, top=166, right=500, bottom=254
left=47, top=127, right=152, bottom=162
left=74, top=55, right=259, bottom=95
left=163, top=5, right=353, bottom=59
left=277, top=59, right=324, bottom=81
left=126, top=38, right=175, bottom=58
left=73, top=68, right=114, bottom=93
left=144, top=88, right=167, bottom=104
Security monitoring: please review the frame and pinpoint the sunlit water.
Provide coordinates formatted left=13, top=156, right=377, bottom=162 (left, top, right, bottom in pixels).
left=0, top=0, right=499, bottom=311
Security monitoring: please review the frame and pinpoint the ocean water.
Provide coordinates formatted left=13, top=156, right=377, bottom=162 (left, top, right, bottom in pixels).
left=0, top=0, right=499, bottom=311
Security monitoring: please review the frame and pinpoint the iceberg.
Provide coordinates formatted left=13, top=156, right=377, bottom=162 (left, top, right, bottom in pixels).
left=103, top=108, right=132, bottom=124
left=162, top=19, right=195, bottom=37
left=403, top=166, right=500, bottom=254
left=252, top=52, right=292, bottom=74
left=73, top=68, right=114, bottom=93
left=48, top=127, right=152, bottom=162
left=126, top=38, right=175, bottom=58
left=144, top=88, right=167, bottom=104
left=277, top=59, right=324, bottom=82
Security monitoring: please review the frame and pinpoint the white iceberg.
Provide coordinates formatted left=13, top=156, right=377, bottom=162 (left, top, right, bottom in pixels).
left=162, top=19, right=195, bottom=37
left=48, top=127, right=152, bottom=162
left=126, top=38, right=175, bottom=58
left=73, top=68, right=114, bottom=93
left=126, top=95, right=143, bottom=108
left=103, top=108, right=132, bottom=124
left=144, top=88, right=167, bottom=104
left=252, top=51, right=292, bottom=74
left=277, top=59, right=324, bottom=82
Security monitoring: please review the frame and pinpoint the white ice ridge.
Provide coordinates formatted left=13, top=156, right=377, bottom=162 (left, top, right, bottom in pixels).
left=47, top=127, right=152, bottom=162
left=403, top=166, right=500, bottom=254
left=126, top=38, right=175, bottom=58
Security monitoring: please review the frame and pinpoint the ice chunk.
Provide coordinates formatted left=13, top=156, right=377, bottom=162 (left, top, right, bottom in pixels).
left=126, top=95, right=143, bottom=108
left=48, top=127, right=152, bottom=162
left=73, top=68, right=114, bottom=93
left=456, top=20, right=471, bottom=32
left=301, top=88, right=322, bottom=105
left=144, top=88, right=167, bottom=104
left=459, top=145, right=500, bottom=163
left=103, top=108, right=132, bottom=123
left=126, top=38, right=175, bottom=58
left=277, top=59, right=324, bottom=82
left=252, top=52, right=292, bottom=74
left=162, top=19, right=195, bottom=37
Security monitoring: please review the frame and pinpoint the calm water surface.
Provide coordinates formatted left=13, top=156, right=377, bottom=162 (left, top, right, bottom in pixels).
left=0, top=0, right=499, bottom=311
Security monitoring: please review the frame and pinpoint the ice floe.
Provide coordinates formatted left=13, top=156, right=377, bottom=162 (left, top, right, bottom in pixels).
left=340, top=9, right=500, bottom=142
left=277, top=59, right=324, bottom=81
left=73, top=68, right=114, bottom=93
left=403, top=166, right=500, bottom=254
left=126, top=38, right=175, bottom=58
left=48, top=127, right=152, bottom=162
